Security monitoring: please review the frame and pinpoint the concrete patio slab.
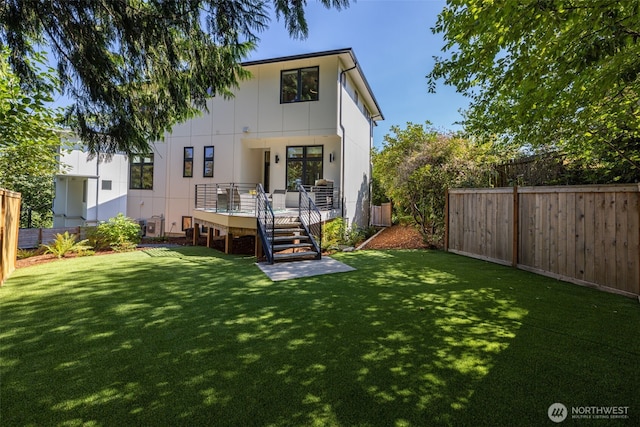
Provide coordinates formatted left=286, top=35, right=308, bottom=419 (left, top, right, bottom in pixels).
left=257, top=257, right=356, bottom=281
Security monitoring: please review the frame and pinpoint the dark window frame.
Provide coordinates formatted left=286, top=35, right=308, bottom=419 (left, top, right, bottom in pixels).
left=183, top=147, right=194, bottom=178
left=280, top=66, right=319, bottom=104
left=203, top=146, right=214, bottom=177
left=129, top=154, right=154, bottom=190
left=285, top=145, right=323, bottom=190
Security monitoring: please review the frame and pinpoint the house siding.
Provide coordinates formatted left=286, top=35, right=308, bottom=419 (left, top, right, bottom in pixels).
left=54, top=147, right=129, bottom=227
left=340, top=67, right=374, bottom=227
left=123, top=49, right=381, bottom=234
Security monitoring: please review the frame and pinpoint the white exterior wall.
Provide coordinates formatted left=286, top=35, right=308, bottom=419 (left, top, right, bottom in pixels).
left=339, top=70, right=373, bottom=227
left=125, top=50, right=380, bottom=234
left=127, top=143, right=168, bottom=223
left=54, top=148, right=129, bottom=227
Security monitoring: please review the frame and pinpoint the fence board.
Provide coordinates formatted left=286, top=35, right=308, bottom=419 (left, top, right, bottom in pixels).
left=1, top=189, right=21, bottom=285
left=565, top=193, right=576, bottom=280
left=594, top=193, right=606, bottom=285
left=557, top=192, right=568, bottom=277
left=447, top=184, right=640, bottom=297
left=575, top=193, right=586, bottom=281
left=628, top=194, right=640, bottom=294
left=604, top=192, right=617, bottom=289
left=583, top=193, right=596, bottom=283
left=548, top=192, right=558, bottom=274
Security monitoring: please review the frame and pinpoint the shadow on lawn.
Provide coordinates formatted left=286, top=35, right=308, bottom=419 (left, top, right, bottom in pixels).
left=1, top=248, right=637, bottom=426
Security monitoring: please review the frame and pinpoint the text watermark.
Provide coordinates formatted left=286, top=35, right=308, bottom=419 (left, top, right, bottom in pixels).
left=548, top=403, right=630, bottom=423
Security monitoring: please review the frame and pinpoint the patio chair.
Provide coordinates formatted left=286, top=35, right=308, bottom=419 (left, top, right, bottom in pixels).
left=216, top=189, right=228, bottom=211
left=271, top=189, right=286, bottom=210
left=226, top=187, right=241, bottom=211
left=311, top=179, right=333, bottom=209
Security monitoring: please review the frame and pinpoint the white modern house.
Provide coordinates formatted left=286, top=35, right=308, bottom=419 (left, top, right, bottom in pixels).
left=53, top=48, right=383, bottom=261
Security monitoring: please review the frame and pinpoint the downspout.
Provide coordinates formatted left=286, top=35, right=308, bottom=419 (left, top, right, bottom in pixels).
left=339, top=62, right=357, bottom=220
left=368, top=113, right=382, bottom=227
left=368, top=116, right=373, bottom=227
left=95, top=151, right=100, bottom=223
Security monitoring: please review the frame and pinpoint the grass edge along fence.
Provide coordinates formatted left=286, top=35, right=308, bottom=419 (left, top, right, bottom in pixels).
left=1, top=189, right=21, bottom=286
left=445, top=184, right=640, bottom=298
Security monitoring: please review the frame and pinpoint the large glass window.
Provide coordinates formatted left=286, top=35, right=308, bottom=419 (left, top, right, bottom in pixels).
left=130, top=154, right=154, bottom=189
left=281, top=67, right=319, bottom=103
left=203, top=146, right=214, bottom=177
left=286, top=145, right=323, bottom=190
left=183, top=147, right=194, bottom=177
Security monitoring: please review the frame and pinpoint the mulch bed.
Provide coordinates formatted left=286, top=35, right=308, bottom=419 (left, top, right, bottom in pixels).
left=360, top=224, right=427, bottom=250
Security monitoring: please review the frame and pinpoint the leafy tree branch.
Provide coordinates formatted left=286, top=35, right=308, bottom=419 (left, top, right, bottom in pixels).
left=428, top=0, right=640, bottom=182
left=1, top=0, right=350, bottom=155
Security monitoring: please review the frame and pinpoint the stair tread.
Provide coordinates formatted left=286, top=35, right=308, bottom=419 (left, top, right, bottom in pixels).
left=270, top=235, right=310, bottom=242
left=273, top=251, right=320, bottom=261
left=273, top=243, right=314, bottom=251
left=273, top=228, right=304, bottom=234
left=274, top=222, right=301, bottom=228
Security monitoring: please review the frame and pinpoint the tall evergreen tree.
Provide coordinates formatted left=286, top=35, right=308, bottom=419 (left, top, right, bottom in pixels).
left=0, top=0, right=349, bottom=155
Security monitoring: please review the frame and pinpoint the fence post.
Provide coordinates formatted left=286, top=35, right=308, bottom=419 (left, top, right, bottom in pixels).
left=512, top=186, right=519, bottom=267
left=637, top=183, right=640, bottom=295
left=444, top=188, right=449, bottom=252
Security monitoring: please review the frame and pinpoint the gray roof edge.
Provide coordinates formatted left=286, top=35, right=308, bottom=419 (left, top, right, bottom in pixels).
left=241, top=48, right=355, bottom=67
left=242, top=48, right=384, bottom=120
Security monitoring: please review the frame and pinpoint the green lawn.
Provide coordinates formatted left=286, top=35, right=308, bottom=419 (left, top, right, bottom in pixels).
left=1, top=248, right=638, bottom=426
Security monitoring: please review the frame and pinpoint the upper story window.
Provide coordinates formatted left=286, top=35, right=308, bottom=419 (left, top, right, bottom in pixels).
left=183, top=147, right=194, bottom=177
left=129, top=154, right=154, bottom=190
left=203, top=146, right=214, bottom=177
left=281, top=67, right=319, bottom=103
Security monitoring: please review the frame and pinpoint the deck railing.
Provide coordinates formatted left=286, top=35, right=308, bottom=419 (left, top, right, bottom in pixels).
left=299, top=183, right=338, bottom=210
left=256, top=184, right=275, bottom=264
left=195, top=183, right=258, bottom=214
left=195, top=183, right=339, bottom=214
left=297, top=182, right=322, bottom=259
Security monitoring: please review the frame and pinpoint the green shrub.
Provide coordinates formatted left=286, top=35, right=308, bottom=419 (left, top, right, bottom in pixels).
left=321, top=218, right=373, bottom=250
left=42, top=232, right=93, bottom=259
left=322, top=218, right=346, bottom=250
left=17, top=247, right=44, bottom=259
left=89, top=214, right=141, bottom=251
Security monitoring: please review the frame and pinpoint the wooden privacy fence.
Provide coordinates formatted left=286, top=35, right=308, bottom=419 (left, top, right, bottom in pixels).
left=371, top=203, right=392, bottom=227
left=18, top=226, right=84, bottom=249
left=446, top=184, right=640, bottom=297
left=1, top=189, right=21, bottom=286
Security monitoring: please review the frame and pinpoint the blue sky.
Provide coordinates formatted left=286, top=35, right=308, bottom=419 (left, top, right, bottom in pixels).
left=48, top=0, right=468, bottom=149
left=249, top=0, right=469, bottom=148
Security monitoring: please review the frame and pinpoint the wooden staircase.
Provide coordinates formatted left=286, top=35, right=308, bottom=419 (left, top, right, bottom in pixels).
left=269, top=218, right=321, bottom=262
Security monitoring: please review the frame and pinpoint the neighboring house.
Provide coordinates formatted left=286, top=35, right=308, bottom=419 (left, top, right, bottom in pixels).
left=126, top=48, right=383, bottom=239
left=53, top=141, right=129, bottom=228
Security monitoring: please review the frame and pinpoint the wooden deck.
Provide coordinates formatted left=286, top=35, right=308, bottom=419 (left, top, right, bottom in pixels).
left=191, top=210, right=261, bottom=255
left=192, top=207, right=339, bottom=256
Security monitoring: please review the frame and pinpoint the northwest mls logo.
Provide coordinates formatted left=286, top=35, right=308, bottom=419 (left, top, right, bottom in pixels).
left=548, top=403, right=568, bottom=423
left=548, top=403, right=630, bottom=422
